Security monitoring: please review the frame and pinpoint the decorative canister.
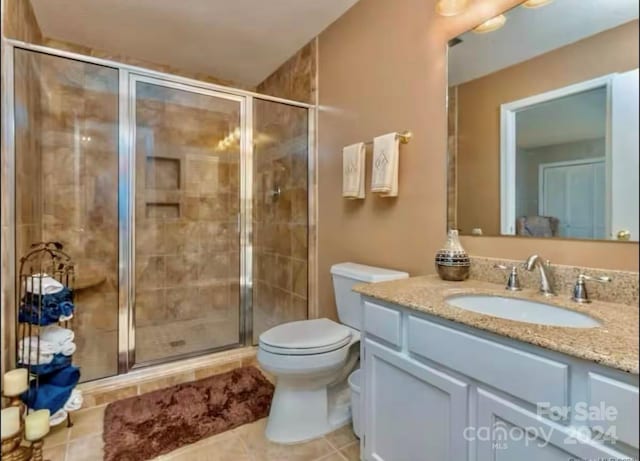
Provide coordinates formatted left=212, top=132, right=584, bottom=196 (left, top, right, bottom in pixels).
left=435, top=229, right=470, bottom=281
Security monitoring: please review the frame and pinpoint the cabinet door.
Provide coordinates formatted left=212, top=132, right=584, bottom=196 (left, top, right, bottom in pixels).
left=363, top=339, right=469, bottom=461
left=476, top=389, right=631, bottom=461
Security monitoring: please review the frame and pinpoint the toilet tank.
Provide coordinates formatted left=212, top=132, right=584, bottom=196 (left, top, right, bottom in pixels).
left=330, top=262, right=409, bottom=330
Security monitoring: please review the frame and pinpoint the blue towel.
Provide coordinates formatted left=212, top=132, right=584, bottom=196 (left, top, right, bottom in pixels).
left=21, top=365, right=80, bottom=413
left=20, top=354, right=72, bottom=376
left=46, top=365, right=80, bottom=387
left=19, top=288, right=74, bottom=326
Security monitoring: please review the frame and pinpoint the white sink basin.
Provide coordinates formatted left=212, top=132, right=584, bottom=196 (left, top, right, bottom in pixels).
left=446, top=295, right=600, bottom=328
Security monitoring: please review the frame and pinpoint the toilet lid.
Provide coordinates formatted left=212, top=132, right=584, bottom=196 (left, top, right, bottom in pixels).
left=259, top=318, right=352, bottom=353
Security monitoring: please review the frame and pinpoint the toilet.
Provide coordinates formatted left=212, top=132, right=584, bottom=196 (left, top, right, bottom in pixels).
left=257, top=262, right=409, bottom=443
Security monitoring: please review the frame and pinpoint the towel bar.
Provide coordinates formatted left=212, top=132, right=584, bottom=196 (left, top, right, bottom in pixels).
left=364, top=130, right=412, bottom=145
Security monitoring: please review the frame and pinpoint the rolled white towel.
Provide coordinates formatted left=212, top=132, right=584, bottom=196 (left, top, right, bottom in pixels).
left=60, top=342, right=76, bottom=356
left=17, top=350, right=54, bottom=365
left=49, top=409, right=68, bottom=426
left=40, top=325, right=75, bottom=346
left=18, top=336, right=59, bottom=354
left=26, top=273, right=64, bottom=295
left=63, top=389, right=83, bottom=412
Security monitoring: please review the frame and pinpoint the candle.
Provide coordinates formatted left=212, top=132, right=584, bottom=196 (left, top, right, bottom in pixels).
left=3, top=369, right=29, bottom=396
left=1, top=407, right=21, bottom=439
left=25, top=409, right=50, bottom=441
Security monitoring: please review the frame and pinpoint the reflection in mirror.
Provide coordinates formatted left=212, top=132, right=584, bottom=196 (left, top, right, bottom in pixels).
left=447, top=0, right=639, bottom=242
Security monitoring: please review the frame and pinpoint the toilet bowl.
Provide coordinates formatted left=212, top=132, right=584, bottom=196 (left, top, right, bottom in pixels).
left=258, top=262, right=408, bottom=443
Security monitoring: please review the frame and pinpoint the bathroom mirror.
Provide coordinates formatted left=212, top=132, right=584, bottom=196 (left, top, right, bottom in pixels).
left=447, top=0, right=639, bottom=242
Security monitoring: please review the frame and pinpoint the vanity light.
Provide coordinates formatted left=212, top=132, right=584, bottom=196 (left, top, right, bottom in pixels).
left=522, top=0, right=554, bottom=8
left=435, top=0, right=469, bottom=16
left=472, top=14, right=507, bottom=33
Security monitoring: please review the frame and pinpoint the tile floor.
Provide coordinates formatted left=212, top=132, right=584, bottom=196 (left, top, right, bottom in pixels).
left=43, top=405, right=361, bottom=461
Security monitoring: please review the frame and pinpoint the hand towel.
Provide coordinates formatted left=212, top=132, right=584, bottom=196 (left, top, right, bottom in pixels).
left=26, top=273, right=64, bottom=295
left=40, top=325, right=75, bottom=346
left=342, top=142, right=366, bottom=199
left=371, top=133, right=400, bottom=197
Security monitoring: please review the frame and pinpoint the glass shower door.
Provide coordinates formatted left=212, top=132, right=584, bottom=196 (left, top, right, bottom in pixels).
left=132, top=77, right=243, bottom=364
left=13, top=49, right=121, bottom=381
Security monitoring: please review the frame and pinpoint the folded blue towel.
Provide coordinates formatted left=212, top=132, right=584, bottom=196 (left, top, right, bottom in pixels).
left=21, top=354, right=72, bottom=376
left=46, top=365, right=80, bottom=387
left=19, top=288, right=75, bottom=326
left=21, top=365, right=80, bottom=413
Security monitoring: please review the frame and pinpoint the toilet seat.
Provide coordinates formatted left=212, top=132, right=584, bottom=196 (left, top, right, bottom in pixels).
left=259, top=318, right=352, bottom=356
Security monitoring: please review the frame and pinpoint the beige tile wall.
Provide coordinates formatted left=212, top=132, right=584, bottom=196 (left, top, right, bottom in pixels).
left=257, top=39, right=317, bottom=104
left=252, top=100, right=309, bottom=341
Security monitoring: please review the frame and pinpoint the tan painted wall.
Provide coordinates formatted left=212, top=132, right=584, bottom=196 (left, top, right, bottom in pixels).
left=456, top=20, right=639, bottom=236
left=317, top=0, right=639, bottom=320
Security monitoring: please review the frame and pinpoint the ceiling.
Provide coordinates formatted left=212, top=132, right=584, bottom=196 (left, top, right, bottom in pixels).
left=516, top=87, right=607, bottom=148
left=449, top=0, right=639, bottom=86
left=30, top=0, right=359, bottom=86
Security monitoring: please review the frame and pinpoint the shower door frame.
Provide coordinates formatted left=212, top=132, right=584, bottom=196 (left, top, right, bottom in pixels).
left=1, top=38, right=317, bottom=379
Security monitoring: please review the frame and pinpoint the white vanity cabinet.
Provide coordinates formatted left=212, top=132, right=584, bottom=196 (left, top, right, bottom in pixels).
left=360, top=298, right=639, bottom=461
left=363, top=338, right=469, bottom=461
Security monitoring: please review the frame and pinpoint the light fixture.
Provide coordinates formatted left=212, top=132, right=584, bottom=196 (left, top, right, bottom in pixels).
left=522, top=0, right=554, bottom=8
left=472, top=14, right=507, bottom=33
left=435, top=0, right=469, bottom=17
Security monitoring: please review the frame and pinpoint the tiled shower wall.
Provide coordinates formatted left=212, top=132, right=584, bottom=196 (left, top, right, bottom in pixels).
left=252, top=100, right=309, bottom=341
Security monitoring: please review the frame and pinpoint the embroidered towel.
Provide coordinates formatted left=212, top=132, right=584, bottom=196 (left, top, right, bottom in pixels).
left=342, top=142, right=366, bottom=199
left=371, top=133, right=399, bottom=197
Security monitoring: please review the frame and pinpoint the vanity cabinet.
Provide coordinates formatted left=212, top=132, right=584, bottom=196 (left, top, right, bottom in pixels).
left=360, top=298, right=639, bottom=461
left=363, top=338, right=469, bottom=461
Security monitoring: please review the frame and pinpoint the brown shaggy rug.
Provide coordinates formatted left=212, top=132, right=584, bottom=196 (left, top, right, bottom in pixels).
left=103, top=366, right=274, bottom=461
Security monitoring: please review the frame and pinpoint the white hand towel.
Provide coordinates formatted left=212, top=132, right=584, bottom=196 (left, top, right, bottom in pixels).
left=342, top=142, right=366, bottom=199
left=26, top=273, right=64, bottom=295
left=371, top=133, right=400, bottom=197
left=63, top=389, right=83, bottom=412
left=40, top=325, right=75, bottom=346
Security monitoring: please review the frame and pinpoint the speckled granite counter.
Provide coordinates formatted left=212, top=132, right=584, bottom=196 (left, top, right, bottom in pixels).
left=354, top=275, right=639, bottom=374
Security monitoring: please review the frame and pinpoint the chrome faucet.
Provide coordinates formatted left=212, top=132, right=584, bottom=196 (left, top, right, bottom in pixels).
left=524, top=254, right=555, bottom=296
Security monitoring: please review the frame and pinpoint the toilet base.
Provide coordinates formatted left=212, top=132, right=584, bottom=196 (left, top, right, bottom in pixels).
left=265, top=377, right=352, bottom=444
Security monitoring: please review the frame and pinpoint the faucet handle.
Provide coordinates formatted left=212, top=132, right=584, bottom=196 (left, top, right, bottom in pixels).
left=571, top=273, right=612, bottom=304
left=494, top=264, right=522, bottom=291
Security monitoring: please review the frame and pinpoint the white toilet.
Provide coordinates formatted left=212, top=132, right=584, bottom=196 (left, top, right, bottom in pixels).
left=257, top=262, right=408, bottom=443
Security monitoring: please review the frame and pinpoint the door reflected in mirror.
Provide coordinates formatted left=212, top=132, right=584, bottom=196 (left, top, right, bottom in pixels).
left=447, top=0, right=639, bottom=242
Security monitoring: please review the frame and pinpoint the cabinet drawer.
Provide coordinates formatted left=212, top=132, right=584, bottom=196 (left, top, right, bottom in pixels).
left=408, top=315, right=569, bottom=408
left=588, top=373, right=639, bottom=449
left=363, top=301, right=402, bottom=347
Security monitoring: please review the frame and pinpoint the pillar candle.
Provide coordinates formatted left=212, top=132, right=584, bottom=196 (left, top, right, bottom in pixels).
left=25, top=409, right=50, bottom=441
left=2, top=369, right=29, bottom=396
left=1, top=407, right=21, bottom=439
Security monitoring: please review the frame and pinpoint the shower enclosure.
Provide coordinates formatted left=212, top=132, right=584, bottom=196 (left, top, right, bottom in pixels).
left=3, top=43, right=314, bottom=382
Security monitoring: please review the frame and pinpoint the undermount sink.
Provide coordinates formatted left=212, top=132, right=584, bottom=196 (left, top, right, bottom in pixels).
left=446, top=295, right=601, bottom=328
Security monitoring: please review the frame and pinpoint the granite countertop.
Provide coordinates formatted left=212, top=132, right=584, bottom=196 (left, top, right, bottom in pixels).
left=354, top=275, right=639, bottom=374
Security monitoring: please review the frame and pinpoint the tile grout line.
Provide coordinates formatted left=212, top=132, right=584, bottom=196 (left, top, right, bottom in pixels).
left=321, top=436, right=349, bottom=460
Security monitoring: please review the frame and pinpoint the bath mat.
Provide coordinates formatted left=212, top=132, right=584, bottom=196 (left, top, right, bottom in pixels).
left=103, top=366, right=274, bottom=461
